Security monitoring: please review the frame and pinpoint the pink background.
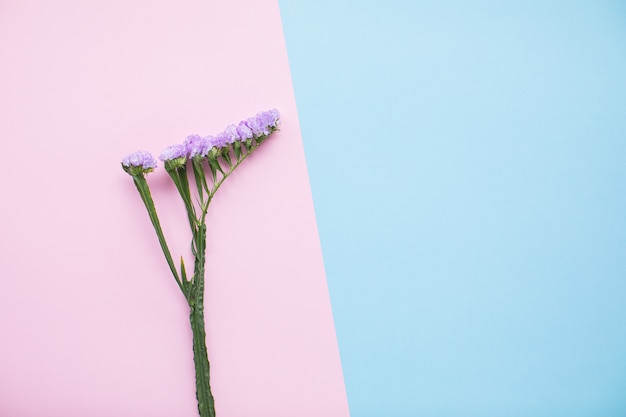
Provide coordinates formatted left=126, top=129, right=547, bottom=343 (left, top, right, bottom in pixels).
left=0, top=1, right=349, bottom=416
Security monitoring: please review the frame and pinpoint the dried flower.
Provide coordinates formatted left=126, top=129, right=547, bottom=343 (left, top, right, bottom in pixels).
left=259, top=108, right=280, bottom=130
left=159, top=144, right=187, bottom=171
left=244, top=109, right=281, bottom=138
left=222, top=124, right=240, bottom=143
left=121, top=107, right=280, bottom=417
left=159, top=144, right=187, bottom=161
left=121, top=150, right=157, bottom=175
left=209, top=133, right=229, bottom=149
left=201, top=135, right=215, bottom=155
left=245, top=116, right=265, bottom=137
left=236, top=121, right=254, bottom=141
left=184, top=134, right=208, bottom=158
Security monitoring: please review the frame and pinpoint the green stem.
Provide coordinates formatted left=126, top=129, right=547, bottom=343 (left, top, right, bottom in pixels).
left=190, top=303, right=215, bottom=417
left=192, top=158, right=210, bottom=201
left=204, top=143, right=259, bottom=219
left=188, top=223, right=215, bottom=417
left=132, top=175, right=186, bottom=296
left=167, top=166, right=197, bottom=234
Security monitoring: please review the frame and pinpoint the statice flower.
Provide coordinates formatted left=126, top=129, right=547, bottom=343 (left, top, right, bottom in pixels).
left=245, top=115, right=266, bottom=137
left=259, top=108, right=280, bottom=130
left=236, top=121, right=254, bottom=141
left=184, top=134, right=210, bottom=158
left=222, top=124, right=240, bottom=143
left=120, top=106, right=280, bottom=417
left=159, top=143, right=188, bottom=171
left=159, top=144, right=187, bottom=161
left=209, top=133, right=229, bottom=149
left=244, top=109, right=280, bottom=138
left=121, top=150, right=157, bottom=175
left=201, top=135, right=215, bottom=153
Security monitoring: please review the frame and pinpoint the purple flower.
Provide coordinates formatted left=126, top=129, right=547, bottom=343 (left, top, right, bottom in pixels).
left=159, top=144, right=187, bottom=162
left=222, top=124, right=240, bottom=143
left=269, top=108, right=280, bottom=124
left=209, top=133, right=229, bottom=148
left=183, top=134, right=209, bottom=158
left=245, top=116, right=265, bottom=137
left=246, top=109, right=281, bottom=138
left=259, top=108, right=280, bottom=129
left=236, top=121, right=254, bottom=141
left=121, top=150, right=157, bottom=170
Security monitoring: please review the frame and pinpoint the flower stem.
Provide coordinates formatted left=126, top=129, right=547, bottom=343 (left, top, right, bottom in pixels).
left=203, top=143, right=259, bottom=219
left=166, top=166, right=197, bottom=235
left=190, top=302, right=215, bottom=417
left=131, top=175, right=186, bottom=296
left=188, top=223, right=216, bottom=417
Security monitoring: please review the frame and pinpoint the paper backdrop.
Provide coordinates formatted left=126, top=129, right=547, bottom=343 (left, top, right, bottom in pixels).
left=0, top=1, right=349, bottom=416
left=280, top=0, right=626, bottom=416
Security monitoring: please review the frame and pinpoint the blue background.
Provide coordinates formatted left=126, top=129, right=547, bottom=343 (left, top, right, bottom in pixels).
left=279, top=1, right=626, bottom=416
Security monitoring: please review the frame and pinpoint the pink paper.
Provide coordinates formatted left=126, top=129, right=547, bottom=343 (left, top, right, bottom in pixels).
left=0, top=1, right=349, bottom=416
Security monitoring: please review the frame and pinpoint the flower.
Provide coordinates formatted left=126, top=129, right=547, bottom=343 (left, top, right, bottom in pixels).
left=184, top=134, right=210, bottom=158
left=122, top=108, right=280, bottom=176
left=236, top=121, right=254, bottom=141
left=245, top=115, right=265, bottom=137
left=222, top=124, right=240, bottom=143
left=122, top=150, right=158, bottom=169
left=121, top=106, right=281, bottom=417
left=245, top=108, right=281, bottom=138
left=259, top=108, right=280, bottom=130
left=209, top=133, right=229, bottom=149
left=159, top=144, right=188, bottom=172
left=159, top=144, right=187, bottom=161
left=121, top=150, right=157, bottom=175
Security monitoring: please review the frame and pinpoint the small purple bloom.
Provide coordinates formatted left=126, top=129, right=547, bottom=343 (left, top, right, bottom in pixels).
left=257, top=114, right=272, bottom=135
left=201, top=135, right=216, bottom=153
left=198, top=138, right=212, bottom=156
left=183, top=134, right=207, bottom=158
left=209, top=133, right=229, bottom=148
left=236, top=121, right=254, bottom=140
left=159, top=144, right=187, bottom=161
left=258, top=108, right=280, bottom=130
left=222, top=124, right=240, bottom=143
left=269, top=108, right=280, bottom=127
left=245, top=116, right=265, bottom=137
left=122, top=150, right=157, bottom=169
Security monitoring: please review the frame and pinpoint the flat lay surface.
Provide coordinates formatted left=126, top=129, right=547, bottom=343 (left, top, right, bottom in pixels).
left=2, top=0, right=626, bottom=416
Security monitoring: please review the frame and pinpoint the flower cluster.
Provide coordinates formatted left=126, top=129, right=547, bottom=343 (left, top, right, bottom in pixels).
left=121, top=109, right=280, bottom=177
